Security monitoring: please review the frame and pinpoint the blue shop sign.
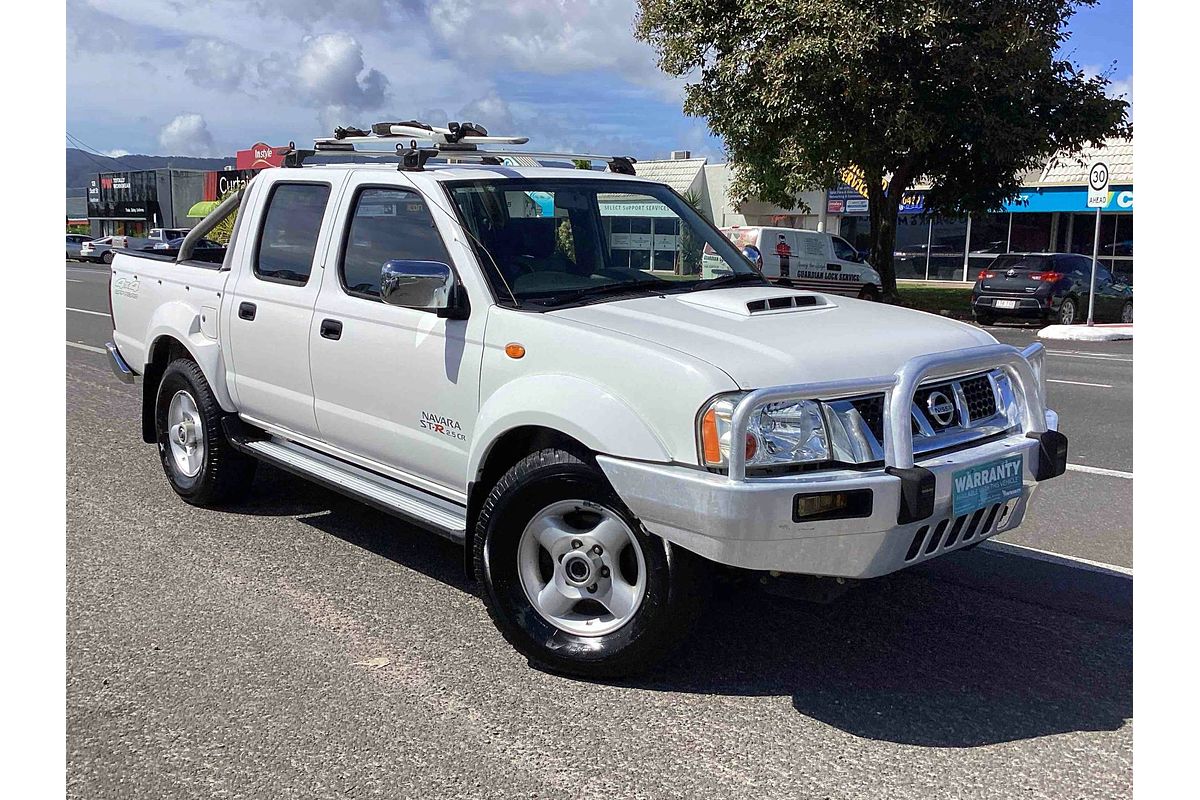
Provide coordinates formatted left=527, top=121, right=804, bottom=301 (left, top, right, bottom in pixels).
left=1003, top=185, right=1133, bottom=213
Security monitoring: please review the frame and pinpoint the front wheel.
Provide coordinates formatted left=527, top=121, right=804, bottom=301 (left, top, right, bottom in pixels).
left=155, top=359, right=256, bottom=506
left=857, top=285, right=880, bottom=301
left=474, top=448, right=705, bottom=678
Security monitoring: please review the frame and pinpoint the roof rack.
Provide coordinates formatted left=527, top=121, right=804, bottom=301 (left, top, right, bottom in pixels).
left=291, top=120, right=637, bottom=175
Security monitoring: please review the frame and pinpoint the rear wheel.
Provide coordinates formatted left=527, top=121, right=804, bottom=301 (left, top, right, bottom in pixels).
left=974, top=310, right=996, bottom=326
left=474, top=448, right=706, bottom=678
left=102, top=251, right=114, bottom=265
left=1057, top=297, right=1078, bottom=325
left=155, top=359, right=256, bottom=506
left=1120, top=300, right=1133, bottom=323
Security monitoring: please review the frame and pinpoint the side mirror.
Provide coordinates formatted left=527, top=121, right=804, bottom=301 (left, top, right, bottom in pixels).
left=380, top=260, right=468, bottom=319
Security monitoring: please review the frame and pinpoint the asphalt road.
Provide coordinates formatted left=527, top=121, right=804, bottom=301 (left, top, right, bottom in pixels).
left=66, top=261, right=1131, bottom=798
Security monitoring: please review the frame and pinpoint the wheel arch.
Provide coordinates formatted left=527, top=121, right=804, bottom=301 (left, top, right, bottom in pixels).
left=139, top=329, right=233, bottom=443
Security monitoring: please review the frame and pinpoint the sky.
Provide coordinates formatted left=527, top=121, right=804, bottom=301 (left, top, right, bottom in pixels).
left=65, top=0, right=1133, bottom=163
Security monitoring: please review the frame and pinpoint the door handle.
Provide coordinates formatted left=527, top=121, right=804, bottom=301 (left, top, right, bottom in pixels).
left=320, top=319, right=343, bottom=340
left=238, top=301, right=257, bottom=320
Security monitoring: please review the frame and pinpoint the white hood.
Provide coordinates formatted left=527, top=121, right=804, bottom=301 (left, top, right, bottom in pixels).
left=551, top=287, right=996, bottom=389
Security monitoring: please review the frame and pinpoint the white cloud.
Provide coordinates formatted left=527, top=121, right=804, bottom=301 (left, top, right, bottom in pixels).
left=158, top=113, right=217, bottom=156
left=425, top=0, right=682, bottom=99
left=184, top=39, right=247, bottom=91
left=293, top=33, right=388, bottom=111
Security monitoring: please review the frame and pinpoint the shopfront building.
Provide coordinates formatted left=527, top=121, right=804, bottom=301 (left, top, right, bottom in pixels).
left=86, top=169, right=208, bottom=238
left=829, top=139, right=1134, bottom=283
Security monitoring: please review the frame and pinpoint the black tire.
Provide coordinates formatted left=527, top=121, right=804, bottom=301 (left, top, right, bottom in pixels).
left=1058, top=296, right=1078, bottom=325
left=154, top=358, right=256, bottom=506
left=1120, top=300, right=1133, bottom=324
left=974, top=310, right=996, bottom=326
left=857, top=285, right=880, bottom=301
left=474, top=448, right=706, bottom=678
left=102, top=251, right=114, bottom=264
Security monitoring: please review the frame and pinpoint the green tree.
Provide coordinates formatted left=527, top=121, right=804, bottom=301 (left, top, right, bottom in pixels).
left=677, top=188, right=706, bottom=275
left=207, top=188, right=239, bottom=245
left=635, top=0, right=1130, bottom=301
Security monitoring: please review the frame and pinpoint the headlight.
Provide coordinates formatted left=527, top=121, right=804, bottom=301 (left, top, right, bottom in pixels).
left=699, top=393, right=832, bottom=468
left=699, top=393, right=881, bottom=469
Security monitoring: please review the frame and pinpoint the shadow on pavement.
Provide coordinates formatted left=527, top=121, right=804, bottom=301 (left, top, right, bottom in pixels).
left=240, top=464, right=1131, bottom=748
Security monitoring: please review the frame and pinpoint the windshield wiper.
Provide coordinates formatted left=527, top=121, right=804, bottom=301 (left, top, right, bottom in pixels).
left=688, top=272, right=770, bottom=292
left=524, top=279, right=669, bottom=308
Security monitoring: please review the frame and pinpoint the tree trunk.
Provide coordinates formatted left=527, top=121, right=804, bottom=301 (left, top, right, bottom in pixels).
left=866, top=175, right=904, bottom=303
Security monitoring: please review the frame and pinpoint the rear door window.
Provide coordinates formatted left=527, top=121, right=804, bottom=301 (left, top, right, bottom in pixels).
left=339, top=187, right=452, bottom=299
left=254, top=182, right=332, bottom=285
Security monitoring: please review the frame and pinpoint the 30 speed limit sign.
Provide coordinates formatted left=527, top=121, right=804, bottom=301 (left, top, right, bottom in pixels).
left=1087, top=161, right=1110, bottom=208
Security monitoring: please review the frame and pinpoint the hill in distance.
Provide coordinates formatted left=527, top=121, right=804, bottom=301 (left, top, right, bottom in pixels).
left=66, top=148, right=235, bottom=189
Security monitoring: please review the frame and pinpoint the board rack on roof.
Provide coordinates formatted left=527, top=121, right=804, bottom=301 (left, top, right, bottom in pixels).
left=292, top=119, right=637, bottom=175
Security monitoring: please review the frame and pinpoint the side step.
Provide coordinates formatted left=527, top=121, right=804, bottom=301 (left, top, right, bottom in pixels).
left=229, top=434, right=467, bottom=543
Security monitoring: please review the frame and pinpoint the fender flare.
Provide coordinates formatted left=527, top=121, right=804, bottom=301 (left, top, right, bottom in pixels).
left=467, top=374, right=672, bottom=483
left=144, top=300, right=235, bottom=412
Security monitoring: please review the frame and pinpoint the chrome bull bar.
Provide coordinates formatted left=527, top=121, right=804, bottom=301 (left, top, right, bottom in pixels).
left=726, top=343, right=1047, bottom=481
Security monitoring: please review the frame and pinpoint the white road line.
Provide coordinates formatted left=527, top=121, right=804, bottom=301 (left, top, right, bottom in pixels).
left=1047, top=378, right=1114, bottom=388
left=67, top=307, right=111, bottom=317
left=980, top=540, right=1132, bottom=578
left=66, top=341, right=106, bottom=354
left=66, top=278, right=85, bottom=283
left=1046, top=350, right=1133, bottom=363
left=1067, top=463, right=1133, bottom=479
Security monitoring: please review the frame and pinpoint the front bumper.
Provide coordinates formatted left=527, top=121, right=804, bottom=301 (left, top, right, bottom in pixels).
left=597, top=343, right=1065, bottom=579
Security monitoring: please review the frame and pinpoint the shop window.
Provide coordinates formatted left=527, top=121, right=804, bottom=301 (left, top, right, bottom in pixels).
left=893, top=215, right=932, bottom=279
left=926, top=216, right=967, bottom=280
left=1068, top=213, right=1117, bottom=255
left=1009, top=213, right=1053, bottom=252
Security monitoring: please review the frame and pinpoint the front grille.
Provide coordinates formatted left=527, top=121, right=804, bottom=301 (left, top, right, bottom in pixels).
left=960, top=375, right=998, bottom=422
left=903, top=501, right=1012, bottom=562
left=913, top=383, right=960, bottom=430
left=850, top=395, right=884, bottom=441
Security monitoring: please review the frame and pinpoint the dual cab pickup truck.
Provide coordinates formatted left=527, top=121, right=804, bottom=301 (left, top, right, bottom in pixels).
left=107, top=154, right=1066, bottom=677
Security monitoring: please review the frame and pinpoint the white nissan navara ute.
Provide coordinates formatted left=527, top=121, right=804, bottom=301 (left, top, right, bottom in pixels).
left=106, top=122, right=1067, bottom=677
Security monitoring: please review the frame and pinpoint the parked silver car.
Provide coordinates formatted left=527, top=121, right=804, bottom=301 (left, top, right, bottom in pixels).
left=66, top=234, right=93, bottom=261
left=79, top=236, right=116, bottom=264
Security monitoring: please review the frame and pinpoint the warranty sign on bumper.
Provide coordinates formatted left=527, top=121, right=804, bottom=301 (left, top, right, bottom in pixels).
left=951, top=455, right=1024, bottom=517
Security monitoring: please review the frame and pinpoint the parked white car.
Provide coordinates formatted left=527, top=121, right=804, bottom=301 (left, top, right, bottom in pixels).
left=704, top=226, right=882, bottom=299
left=106, top=123, right=1066, bottom=677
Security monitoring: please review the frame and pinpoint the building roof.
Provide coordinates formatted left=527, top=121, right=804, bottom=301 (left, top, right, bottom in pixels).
left=629, top=157, right=708, bottom=195
left=1035, top=137, right=1133, bottom=186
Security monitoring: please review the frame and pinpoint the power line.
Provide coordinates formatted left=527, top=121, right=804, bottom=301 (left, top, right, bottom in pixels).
left=65, top=131, right=128, bottom=173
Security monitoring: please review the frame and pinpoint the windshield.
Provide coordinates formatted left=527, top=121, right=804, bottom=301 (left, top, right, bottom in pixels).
left=445, top=178, right=763, bottom=308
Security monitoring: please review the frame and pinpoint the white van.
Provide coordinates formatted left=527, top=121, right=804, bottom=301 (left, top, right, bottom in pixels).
left=703, top=226, right=882, bottom=300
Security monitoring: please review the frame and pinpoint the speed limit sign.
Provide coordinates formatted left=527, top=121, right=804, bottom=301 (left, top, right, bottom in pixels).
left=1087, top=161, right=1109, bottom=208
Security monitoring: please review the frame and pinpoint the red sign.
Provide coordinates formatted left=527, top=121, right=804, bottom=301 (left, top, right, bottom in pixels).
left=235, top=142, right=288, bottom=171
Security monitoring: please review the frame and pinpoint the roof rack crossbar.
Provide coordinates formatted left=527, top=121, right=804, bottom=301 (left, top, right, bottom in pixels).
left=309, top=122, right=637, bottom=174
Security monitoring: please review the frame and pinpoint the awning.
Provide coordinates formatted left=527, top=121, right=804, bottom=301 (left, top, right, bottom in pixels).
left=187, top=200, right=220, bottom=218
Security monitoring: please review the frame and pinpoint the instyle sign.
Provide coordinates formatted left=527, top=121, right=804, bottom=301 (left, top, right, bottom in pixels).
left=235, top=142, right=289, bottom=171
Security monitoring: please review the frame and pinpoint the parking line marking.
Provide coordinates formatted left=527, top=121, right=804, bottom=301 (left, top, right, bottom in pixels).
left=67, top=307, right=111, bottom=317
left=66, top=341, right=106, bottom=354
left=1047, top=378, right=1114, bottom=388
left=66, top=279, right=85, bottom=283
left=980, top=540, right=1132, bottom=578
left=1067, top=463, right=1133, bottom=479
